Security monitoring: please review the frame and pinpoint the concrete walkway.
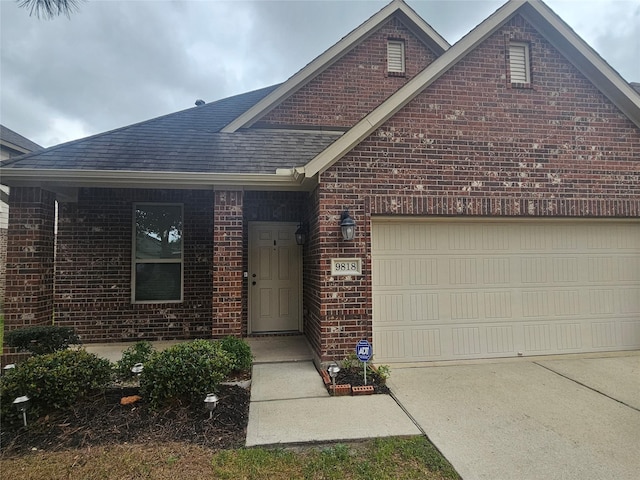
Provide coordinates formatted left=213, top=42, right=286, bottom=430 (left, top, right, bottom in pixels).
left=244, top=335, right=420, bottom=446
left=388, top=352, right=640, bottom=480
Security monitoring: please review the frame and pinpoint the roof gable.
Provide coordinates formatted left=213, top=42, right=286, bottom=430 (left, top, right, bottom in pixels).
left=304, top=0, right=640, bottom=177
left=0, top=125, right=42, bottom=154
left=221, top=0, right=449, bottom=133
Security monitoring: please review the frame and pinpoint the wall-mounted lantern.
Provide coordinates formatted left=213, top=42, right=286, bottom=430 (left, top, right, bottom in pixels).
left=295, top=223, right=307, bottom=246
left=339, top=210, right=356, bottom=241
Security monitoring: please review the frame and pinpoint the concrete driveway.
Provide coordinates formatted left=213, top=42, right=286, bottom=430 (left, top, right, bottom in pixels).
left=388, top=353, right=640, bottom=480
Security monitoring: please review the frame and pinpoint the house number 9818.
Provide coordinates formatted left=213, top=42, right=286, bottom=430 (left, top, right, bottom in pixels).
left=331, top=258, right=362, bottom=276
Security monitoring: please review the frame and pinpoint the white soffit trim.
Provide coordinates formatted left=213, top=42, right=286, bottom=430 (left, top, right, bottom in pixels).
left=221, top=0, right=449, bottom=133
left=0, top=141, right=32, bottom=155
left=0, top=168, right=304, bottom=189
left=304, top=0, right=640, bottom=177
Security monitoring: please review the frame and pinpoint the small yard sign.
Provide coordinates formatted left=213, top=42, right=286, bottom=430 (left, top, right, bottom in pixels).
left=356, top=339, right=372, bottom=386
left=356, top=339, right=372, bottom=362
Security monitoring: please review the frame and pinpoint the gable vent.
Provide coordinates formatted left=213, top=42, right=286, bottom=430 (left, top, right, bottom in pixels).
left=387, top=40, right=405, bottom=74
left=509, top=42, right=530, bottom=83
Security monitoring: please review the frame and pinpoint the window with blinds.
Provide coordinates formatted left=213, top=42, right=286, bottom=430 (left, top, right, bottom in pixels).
left=387, top=40, right=405, bottom=74
left=509, top=42, right=530, bottom=83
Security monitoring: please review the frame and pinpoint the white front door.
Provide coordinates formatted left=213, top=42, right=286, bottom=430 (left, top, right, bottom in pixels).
left=249, top=222, right=302, bottom=333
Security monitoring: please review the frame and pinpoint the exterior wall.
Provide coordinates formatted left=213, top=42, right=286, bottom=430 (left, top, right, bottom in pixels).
left=261, top=16, right=438, bottom=128
left=0, top=225, right=6, bottom=308
left=55, top=188, right=215, bottom=342
left=211, top=190, right=244, bottom=337
left=4, top=187, right=56, bottom=331
left=301, top=187, right=324, bottom=358
left=313, top=14, right=640, bottom=361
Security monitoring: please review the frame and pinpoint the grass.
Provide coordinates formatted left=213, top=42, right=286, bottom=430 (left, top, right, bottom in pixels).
left=0, top=312, right=3, bottom=347
left=0, top=437, right=460, bottom=480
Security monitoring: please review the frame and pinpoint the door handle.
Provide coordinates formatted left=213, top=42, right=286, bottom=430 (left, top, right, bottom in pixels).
left=252, top=281, right=256, bottom=286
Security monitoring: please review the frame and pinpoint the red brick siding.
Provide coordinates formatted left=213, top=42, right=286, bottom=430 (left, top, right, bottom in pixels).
left=301, top=187, right=323, bottom=357
left=3, top=187, right=56, bottom=331
left=0, top=227, right=6, bottom=308
left=54, top=188, right=214, bottom=342
left=313, top=15, right=640, bottom=361
left=261, top=16, right=438, bottom=128
left=211, top=190, right=244, bottom=337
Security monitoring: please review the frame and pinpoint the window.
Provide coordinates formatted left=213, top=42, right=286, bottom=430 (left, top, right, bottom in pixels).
left=387, top=39, right=405, bottom=74
left=509, top=42, right=530, bottom=84
left=132, top=203, right=183, bottom=303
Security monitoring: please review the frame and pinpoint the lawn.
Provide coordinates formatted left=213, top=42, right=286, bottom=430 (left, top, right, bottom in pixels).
left=0, top=437, right=460, bottom=480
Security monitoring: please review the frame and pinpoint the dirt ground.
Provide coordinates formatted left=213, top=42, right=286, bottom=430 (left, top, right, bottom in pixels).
left=0, top=385, right=249, bottom=457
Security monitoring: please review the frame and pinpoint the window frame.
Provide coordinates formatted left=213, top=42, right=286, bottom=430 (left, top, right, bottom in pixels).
left=508, top=41, right=531, bottom=85
left=387, top=39, right=406, bottom=75
left=131, top=202, right=184, bottom=304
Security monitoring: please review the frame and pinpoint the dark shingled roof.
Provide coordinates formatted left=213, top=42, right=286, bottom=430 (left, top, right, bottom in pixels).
left=1, top=84, right=340, bottom=174
left=0, top=125, right=43, bottom=152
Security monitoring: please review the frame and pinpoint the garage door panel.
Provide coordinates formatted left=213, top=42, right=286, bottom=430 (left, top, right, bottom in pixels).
left=373, top=220, right=640, bottom=363
left=621, top=321, right=640, bottom=346
left=620, top=288, right=640, bottom=313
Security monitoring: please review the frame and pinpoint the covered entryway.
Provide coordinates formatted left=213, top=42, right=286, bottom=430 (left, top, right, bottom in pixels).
left=372, top=219, right=640, bottom=363
left=248, top=222, right=302, bottom=333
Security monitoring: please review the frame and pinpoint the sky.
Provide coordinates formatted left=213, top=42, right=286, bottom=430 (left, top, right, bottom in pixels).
left=0, top=0, right=638, bottom=148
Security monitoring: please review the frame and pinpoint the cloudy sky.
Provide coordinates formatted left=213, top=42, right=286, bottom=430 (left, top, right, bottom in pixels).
left=1, top=0, right=638, bottom=148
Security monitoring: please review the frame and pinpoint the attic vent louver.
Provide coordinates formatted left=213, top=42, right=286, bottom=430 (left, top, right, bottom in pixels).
left=387, top=40, right=405, bottom=74
left=509, top=42, right=530, bottom=83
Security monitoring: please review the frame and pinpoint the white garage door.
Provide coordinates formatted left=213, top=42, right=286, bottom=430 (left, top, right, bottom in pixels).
left=372, top=219, right=640, bottom=363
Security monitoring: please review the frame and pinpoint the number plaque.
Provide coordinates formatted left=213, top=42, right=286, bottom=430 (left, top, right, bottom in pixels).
left=331, top=258, right=362, bottom=276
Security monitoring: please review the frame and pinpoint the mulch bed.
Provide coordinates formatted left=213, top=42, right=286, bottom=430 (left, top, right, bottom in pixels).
left=328, top=368, right=390, bottom=394
left=0, top=384, right=249, bottom=457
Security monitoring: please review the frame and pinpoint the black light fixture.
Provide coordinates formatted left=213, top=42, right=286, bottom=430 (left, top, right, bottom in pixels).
left=340, top=210, right=356, bottom=241
left=295, top=222, right=307, bottom=246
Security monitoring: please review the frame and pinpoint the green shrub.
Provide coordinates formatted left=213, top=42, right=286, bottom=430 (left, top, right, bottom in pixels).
left=114, top=341, right=155, bottom=380
left=140, top=339, right=233, bottom=409
left=218, top=336, right=253, bottom=372
left=0, top=349, right=113, bottom=426
left=5, top=325, right=81, bottom=355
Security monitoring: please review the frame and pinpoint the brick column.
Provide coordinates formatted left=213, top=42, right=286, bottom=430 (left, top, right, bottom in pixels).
left=211, top=190, right=243, bottom=337
left=3, top=187, right=56, bottom=334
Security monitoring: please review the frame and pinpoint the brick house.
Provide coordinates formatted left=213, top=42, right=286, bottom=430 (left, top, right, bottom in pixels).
left=1, top=0, right=638, bottom=364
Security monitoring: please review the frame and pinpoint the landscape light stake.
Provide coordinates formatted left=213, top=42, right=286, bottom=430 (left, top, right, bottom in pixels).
left=131, top=363, right=144, bottom=375
left=204, top=393, right=219, bottom=420
left=13, top=396, right=30, bottom=427
left=328, top=363, right=340, bottom=391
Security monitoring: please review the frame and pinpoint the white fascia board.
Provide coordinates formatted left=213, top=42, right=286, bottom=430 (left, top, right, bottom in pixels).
left=0, top=141, right=32, bottom=155
left=520, top=1, right=640, bottom=128
left=396, top=1, right=450, bottom=53
left=304, top=0, right=522, bottom=177
left=221, top=0, right=449, bottom=133
left=0, top=168, right=303, bottom=190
